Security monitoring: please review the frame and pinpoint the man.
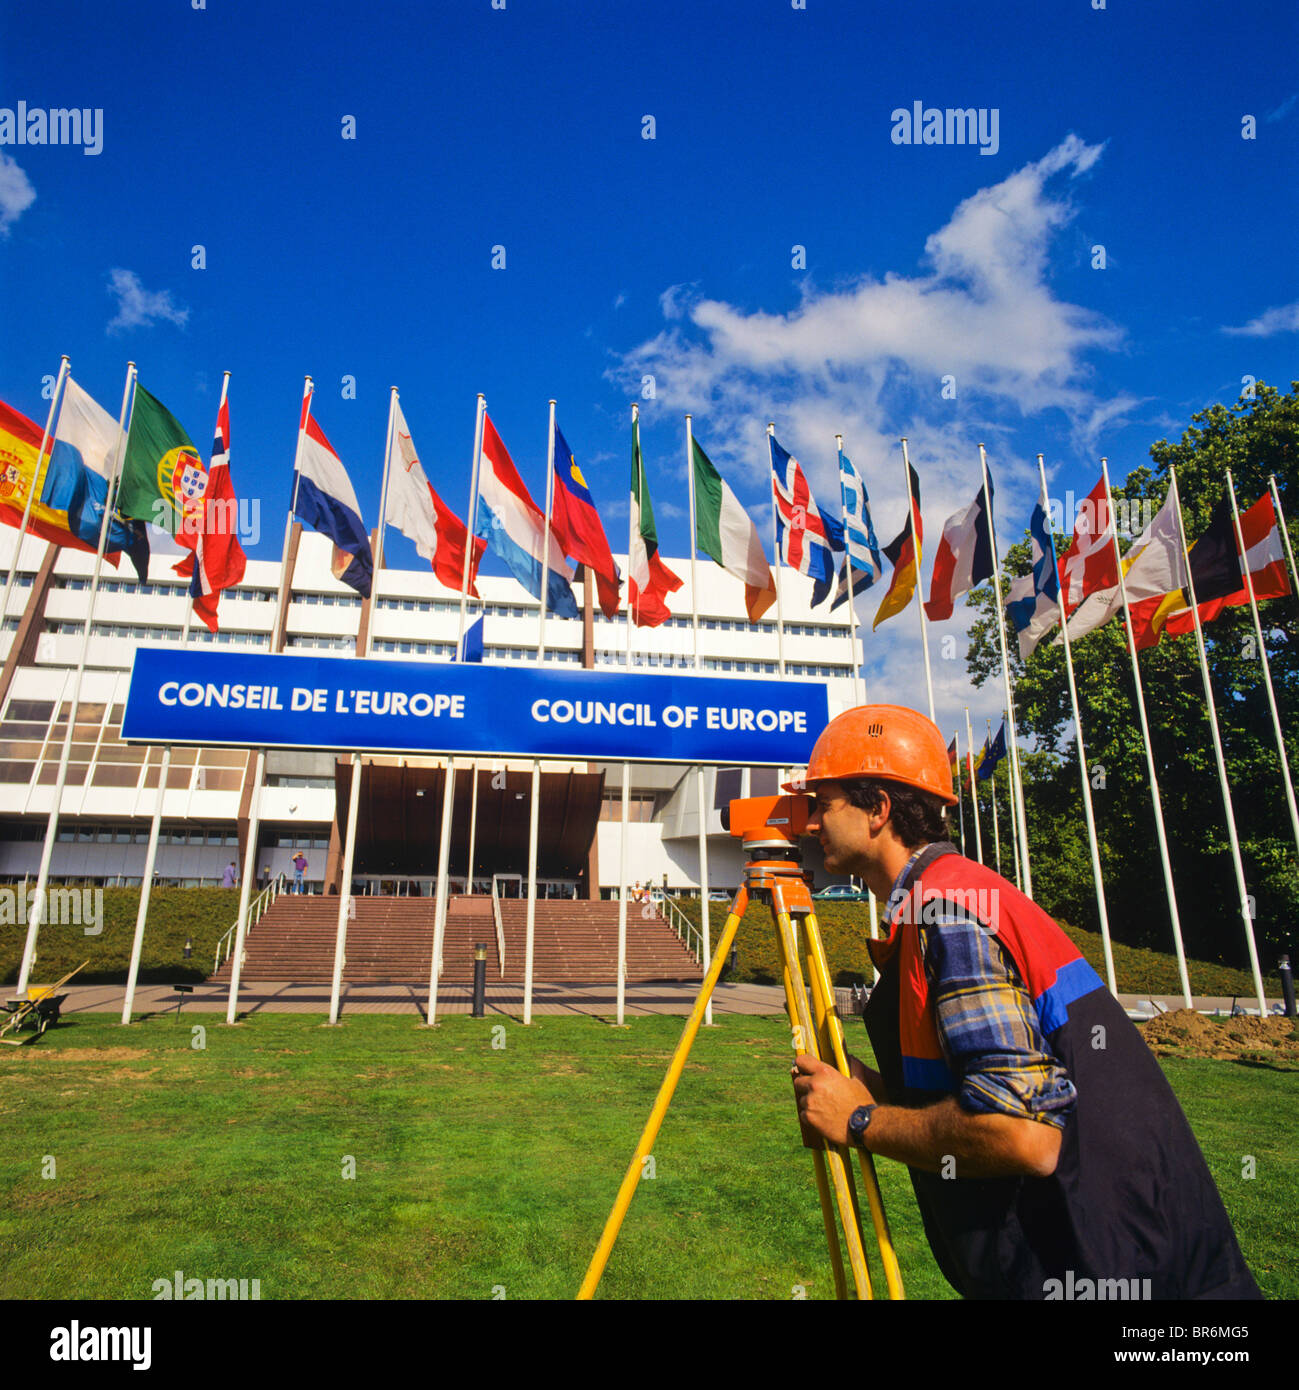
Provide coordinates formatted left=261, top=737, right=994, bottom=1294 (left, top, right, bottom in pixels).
left=221, top=861, right=237, bottom=889
left=292, top=851, right=308, bottom=895
left=790, top=703, right=1260, bottom=1300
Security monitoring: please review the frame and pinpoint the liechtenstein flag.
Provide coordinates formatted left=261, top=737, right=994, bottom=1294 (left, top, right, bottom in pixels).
left=770, top=433, right=844, bottom=607
left=293, top=395, right=373, bottom=598
left=550, top=420, right=621, bottom=619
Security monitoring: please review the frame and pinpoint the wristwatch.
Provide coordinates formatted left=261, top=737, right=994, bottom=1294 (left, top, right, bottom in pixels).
left=847, top=1103, right=878, bottom=1149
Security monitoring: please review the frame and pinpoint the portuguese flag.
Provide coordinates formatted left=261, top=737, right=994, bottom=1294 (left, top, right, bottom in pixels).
left=691, top=434, right=777, bottom=622
left=118, top=383, right=206, bottom=537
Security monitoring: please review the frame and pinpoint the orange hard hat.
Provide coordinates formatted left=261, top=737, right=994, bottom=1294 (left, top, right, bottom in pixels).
left=784, top=704, right=958, bottom=806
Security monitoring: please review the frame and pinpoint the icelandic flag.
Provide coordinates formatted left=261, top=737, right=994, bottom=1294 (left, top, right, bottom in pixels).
left=293, top=396, right=373, bottom=598
left=1005, top=500, right=1061, bottom=659
left=473, top=414, right=578, bottom=618
left=769, top=433, right=844, bottom=607
left=456, top=615, right=485, bottom=663
left=42, top=377, right=149, bottom=581
left=830, top=448, right=883, bottom=611
left=172, top=395, right=247, bottom=633
left=550, top=420, right=621, bottom=619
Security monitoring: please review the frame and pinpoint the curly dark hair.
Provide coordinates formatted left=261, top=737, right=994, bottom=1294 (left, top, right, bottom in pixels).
left=841, top=778, right=951, bottom=850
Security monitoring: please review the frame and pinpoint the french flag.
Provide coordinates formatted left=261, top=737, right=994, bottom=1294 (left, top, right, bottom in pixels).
left=770, top=434, right=844, bottom=607
left=172, top=395, right=247, bottom=633
left=473, top=414, right=578, bottom=618
left=293, top=396, right=373, bottom=598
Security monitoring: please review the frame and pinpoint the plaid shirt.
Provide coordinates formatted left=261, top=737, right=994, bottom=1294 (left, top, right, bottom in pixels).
left=884, top=847, right=1077, bottom=1129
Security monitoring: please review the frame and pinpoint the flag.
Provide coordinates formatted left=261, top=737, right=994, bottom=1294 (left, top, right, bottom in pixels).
left=830, top=449, right=883, bottom=611
left=456, top=615, right=485, bottom=663
left=1004, top=501, right=1060, bottom=659
left=971, top=737, right=989, bottom=777
left=769, top=434, right=844, bottom=608
left=1064, top=491, right=1186, bottom=642
left=293, top=396, right=373, bottom=598
left=924, top=470, right=995, bottom=621
left=628, top=414, right=682, bottom=628
left=947, top=737, right=958, bottom=770
left=117, top=383, right=207, bottom=538
left=1134, top=490, right=1292, bottom=647
left=384, top=400, right=485, bottom=596
left=0, top=397, right=113, bottom=555
left=550, top=420, right=621, bottom=619
left=976, top=721, right=1007, bottom=782
left=873, top=463, right=923, bottom=630
left=473, top=414, right=578, bottom=618
left=40, top=378, right=149, bottom=580
left=1058, top=476, right=1119, bottom=614
left=692, top=435, right=777, bottom=622
left=171, top=395, right=247, bottom=634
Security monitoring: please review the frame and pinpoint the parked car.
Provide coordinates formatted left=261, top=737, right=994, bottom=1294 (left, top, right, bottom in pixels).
left=708, top=889, right=734, bottom=902
left=813, top=883, right=869, bottom=901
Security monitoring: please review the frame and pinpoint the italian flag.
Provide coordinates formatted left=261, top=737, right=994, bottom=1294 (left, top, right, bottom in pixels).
left=628, top=416, right=682, bottom=627
left=691, top=436, right=777, bottom=622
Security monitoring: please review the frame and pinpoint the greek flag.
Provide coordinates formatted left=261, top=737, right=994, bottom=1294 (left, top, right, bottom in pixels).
left=830, top=448, right=883, bottom=611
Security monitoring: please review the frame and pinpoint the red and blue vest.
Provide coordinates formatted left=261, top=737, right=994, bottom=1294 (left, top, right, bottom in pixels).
left=863, top=844, right=1260, bottom=1300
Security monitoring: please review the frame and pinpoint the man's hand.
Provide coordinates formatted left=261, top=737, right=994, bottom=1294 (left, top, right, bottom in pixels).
left=791, top=1054, right=875, bottom=1148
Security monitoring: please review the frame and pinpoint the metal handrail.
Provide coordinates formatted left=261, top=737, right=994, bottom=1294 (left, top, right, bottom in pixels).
left=213, top=873, right=284, bottom=973
left=659, top=894, right=705, bottom=964
left=490, top=876, right=507, bottom=979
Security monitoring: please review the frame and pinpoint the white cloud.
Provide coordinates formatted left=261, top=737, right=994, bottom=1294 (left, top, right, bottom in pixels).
left=612, top=136, right=1121, bottom=527
left=0, top=153, right=35, bottom=234
left=106, top=268, right=190, bottom=334
left=1222, top=302, right=1299, bottom=337
left=1267, top=92, right=1298, bottom=123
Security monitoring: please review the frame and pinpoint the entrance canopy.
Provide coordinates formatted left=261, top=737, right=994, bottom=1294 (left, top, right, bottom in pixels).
left=335, top=760, right=605, bottom=883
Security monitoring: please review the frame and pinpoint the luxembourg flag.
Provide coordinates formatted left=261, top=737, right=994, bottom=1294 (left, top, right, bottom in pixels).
left=769, top=433, right=844, bottom=607
left=473, top=414, right=578, bottom=618
left=293, top=396, right=373, bottom=598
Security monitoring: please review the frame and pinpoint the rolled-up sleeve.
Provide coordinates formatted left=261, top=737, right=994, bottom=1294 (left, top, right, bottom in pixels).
left=920, top=917, right=1077, bottom=1129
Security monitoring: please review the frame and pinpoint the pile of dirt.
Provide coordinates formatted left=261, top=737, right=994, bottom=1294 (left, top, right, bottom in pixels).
left=1139, top=1009, right=1299, bottom=1063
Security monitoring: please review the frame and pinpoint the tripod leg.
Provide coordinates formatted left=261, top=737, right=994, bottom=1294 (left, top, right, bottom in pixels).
left=577, top=890, right=749, bottom=1300
left=772, top=898, right=874, bottom=1300
left=780, top=953, right=849, bottom=1301
left=801, top=910, right=906, bottom=1301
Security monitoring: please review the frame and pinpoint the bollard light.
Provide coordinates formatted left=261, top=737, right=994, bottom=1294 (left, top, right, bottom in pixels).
left=1279, top=954, right=1296, bottom=1019
left=183, top=937, right=193, bottom=960
left=472, top=942, right=487, bottom=1018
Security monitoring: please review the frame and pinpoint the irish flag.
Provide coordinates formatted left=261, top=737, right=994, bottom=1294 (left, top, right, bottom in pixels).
left=691, top=435, right=776, bottom=622
left=628, top=414, right=681, bottom=627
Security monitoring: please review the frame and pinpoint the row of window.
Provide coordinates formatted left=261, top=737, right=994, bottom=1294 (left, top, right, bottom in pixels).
left=47, top=622, right=270, bottom=646
left=2, top=821, right=240, bottom=845
left=55, top=578, right=277, bottom=602
left=589, top=651, right=851, bottom=677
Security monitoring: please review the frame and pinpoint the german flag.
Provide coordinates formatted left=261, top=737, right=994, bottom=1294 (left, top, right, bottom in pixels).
left=874, top=462, right=923, bottom=629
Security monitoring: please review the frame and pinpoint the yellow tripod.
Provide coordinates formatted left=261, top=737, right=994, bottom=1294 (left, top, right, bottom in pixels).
left=577, top=795, right=903, bottom=1300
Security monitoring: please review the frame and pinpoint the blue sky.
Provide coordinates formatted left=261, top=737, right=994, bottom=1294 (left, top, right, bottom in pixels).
left=2, top=0, right=1296, bottom=729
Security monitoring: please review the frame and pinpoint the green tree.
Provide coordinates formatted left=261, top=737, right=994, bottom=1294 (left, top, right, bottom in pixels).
left=965, top=382, right=1299, bottom=974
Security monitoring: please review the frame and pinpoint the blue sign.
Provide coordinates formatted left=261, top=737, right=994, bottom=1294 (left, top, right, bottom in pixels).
left=121, top=648, right=830, bottom=766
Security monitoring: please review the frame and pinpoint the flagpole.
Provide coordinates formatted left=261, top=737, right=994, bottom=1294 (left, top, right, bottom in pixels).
left=685, top=415, right=700, bottom=670
left=1, top=356, right=68, bottom=626
left=327, top=386, right=398, bottom=1026
left=226, top=376, right=311, bottom=1025
left=953, top=729, right=966, bottom=856
left=683, top=415, right=711, bottom=1024
left=979, top=444, right=1032, bottom=898
left=523, top=758, right=540, bottom=1025
left=836, top=435, right=863, bottom=705
left=627, top=405, right=638, bottom=668
left=616, top=760, right=630, bottom=1025
left=1169, top=467, right=1267, bottom=1012
left=963, top=707, right=984, bottom=865
left=767, top=424, right=787, bottom=677
left=1268, top=475, right=1299, bottom=607
left=466, top=762, right=479, bottom=896
left=1097, top=462, right=1190, bottom=1007
left=427, top=757, right=457, bottom=1025
left=17, top=362, right=136, bottom=995
left=457, top=395, right=486, bottom=656
left=538, top=400, right=556, bottom=661
left=1226, top=470, right=1299, bottom=870
left=121, top=370, right=229, bottom=1024
left=1038, top=455, right=1116, bottom=996
left=1003, top=716, right=1022, bottom=890
left=985, top=718, right=1002, bottom=875
left=900, top=438, right=935, bottom=722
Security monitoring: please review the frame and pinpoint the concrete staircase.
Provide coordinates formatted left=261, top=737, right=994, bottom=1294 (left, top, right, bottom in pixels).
left=207, top=895, right=703, bottom=986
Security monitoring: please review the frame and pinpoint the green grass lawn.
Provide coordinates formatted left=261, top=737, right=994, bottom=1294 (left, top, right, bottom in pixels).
left=0, top=1013, right=1292, bottom=1300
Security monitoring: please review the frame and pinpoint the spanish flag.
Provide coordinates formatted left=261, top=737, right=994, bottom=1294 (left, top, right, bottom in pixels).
left=874, top=462, right=923, bottom=629
left=0, top=397, right=105, bottom=554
